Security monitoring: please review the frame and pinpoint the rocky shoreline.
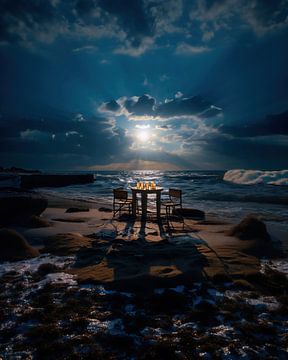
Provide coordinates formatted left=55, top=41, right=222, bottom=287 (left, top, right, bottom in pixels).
left=0, top=191, right=287, bottom=359
left=0, top=254, right=287, bottom=359
left=0, top=166, right=94, bottom=189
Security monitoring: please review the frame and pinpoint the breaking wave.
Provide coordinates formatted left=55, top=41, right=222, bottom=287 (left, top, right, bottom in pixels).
left=223, top=169, right=288, bottom=186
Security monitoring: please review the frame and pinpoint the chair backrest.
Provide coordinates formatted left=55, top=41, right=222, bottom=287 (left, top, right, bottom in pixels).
left=113, top=188, right=128, bottom=200
left=169, top=188, right=182, bottom=204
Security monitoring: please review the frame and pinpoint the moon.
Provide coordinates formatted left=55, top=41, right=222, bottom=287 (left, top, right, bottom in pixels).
left=136, top=129, right=151, bottom=142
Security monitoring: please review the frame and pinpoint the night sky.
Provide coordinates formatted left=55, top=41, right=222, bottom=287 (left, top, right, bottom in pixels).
left=0, top=0, right=288, bottom=170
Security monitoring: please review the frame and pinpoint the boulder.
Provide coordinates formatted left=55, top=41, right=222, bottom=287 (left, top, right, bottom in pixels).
left=174, top=208, right=205, bottom=219
left=0, top=188, right=48, bottom=224
left=27, top=215, right=51, bottom=228
left=37, top=263, right=60, bottom=276
left=65, top=207, right=90, bottom=213
left=0, top=166, right=41, bottom=174
left=98, top=207, right=112, bottom=213
left=0, top=228, right=39, bottom=261
left=227, top=216, right=271, bottom=241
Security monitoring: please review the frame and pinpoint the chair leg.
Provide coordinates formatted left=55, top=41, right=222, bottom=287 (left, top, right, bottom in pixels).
left=165, top=206, right=172, bottom=229
left=165, top=206, right=169, bottom=223
left=175, top=206, right=184, bottom=228
left=113, top=202, right=116, bottom=217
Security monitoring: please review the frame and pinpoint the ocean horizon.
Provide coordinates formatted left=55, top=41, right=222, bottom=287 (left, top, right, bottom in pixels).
left=31, top=169, right=288, bottom=233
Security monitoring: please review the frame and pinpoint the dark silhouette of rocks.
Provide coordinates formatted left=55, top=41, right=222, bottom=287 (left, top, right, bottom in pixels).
left=65, top=207, right=90, bottom=213
left=0, top=166, right=41, bottom=174
left=0, top=188, right=48, bottom=225
left=0, top=228, right=39, bottom=261
left=174, top=208, right=205, bottom=219
left=27, top=215, right=51, bottom=228
left=98, top=207, right=112, bottom=212
left=227, top=216, right=271, bottom=241
left=21, top=173, right=94, bottom=188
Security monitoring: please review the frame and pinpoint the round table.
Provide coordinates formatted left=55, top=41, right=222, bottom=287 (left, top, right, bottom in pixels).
left=130, top=187, right=163, bottom=218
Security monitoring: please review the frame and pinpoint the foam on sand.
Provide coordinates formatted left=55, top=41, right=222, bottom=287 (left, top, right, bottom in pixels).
left=223, top=169, right=288, bottom=186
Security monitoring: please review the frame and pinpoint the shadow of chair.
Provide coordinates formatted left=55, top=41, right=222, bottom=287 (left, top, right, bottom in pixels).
left=112, top=188, right=133, bottom=217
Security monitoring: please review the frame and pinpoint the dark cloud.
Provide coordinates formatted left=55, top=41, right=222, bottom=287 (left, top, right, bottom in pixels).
left=1, top=106, right=287, bottom=170
left=1, top=0, right=286, bottom=55
left=200, top=134, right=288, bottom=169
left=189, top=0, right=288, bottom=42
left=0, top=112, right=132, bottom=169
left=0, top=0, right=182, bottom=55
left=0, top=0, right=69, bottom=45
left=157, top=96, right=222, bottom=118
left=246, top=0, right=288, bottom=34
left=100, top=100, right=121, bottom=113
left=98, top=0, right=152, bottom=39
left=99, top=94, right=222, bottom=119
left=124, top=94, right=155, bottom=116
left=176, top=124, right=288, bottom=169
left=221, top=110, right=288, bottom=137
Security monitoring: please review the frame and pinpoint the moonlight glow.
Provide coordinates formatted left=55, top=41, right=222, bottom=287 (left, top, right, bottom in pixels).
left=0, top=0, right=287, bottom=170
left=136, top=129, right=151, bottom=143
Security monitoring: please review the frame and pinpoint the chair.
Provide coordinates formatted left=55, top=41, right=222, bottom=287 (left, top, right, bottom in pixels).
left=113, top=188, right=133, bottom=217
left=161, top=188, right=182, bottom=222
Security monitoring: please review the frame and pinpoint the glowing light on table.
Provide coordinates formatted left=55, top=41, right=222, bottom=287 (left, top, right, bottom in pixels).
left=136, top=181, right=157, bottom=190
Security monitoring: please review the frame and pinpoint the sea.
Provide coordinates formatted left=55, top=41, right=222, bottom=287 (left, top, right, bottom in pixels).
left=33, top=169, right=288, bottom=233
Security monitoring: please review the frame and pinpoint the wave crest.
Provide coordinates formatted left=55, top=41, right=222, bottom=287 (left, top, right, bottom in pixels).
left=223, top=169, right=288, bottom=186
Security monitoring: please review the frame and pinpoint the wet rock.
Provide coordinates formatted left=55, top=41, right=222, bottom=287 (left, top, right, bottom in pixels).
left=65, top=207, right=90, bottom=213
left=100, top=333, right=135, bottom=354
left=233, top=279, right=255, bottom=290
left=0, top=228, right=39, bottom=261
left=52, top=217, right=86, bottom=223
left=196, top=334, right=230, bottom=353
left=211, top=273, right=232, bottom=283
left=219, top=310, right=237, bottom=321
left=123, top=314, right=150, bottom=333
left=194, top=300, right=217, bottom=314
left=37, top=263, right=60, bottom=277
left=174, top=208, right=205, bottom=219
left=246, top=267, right=288, bottom=294
left=138, top=341, right=178, bottom=360
left=277, top=294, right=288, bottom=306
left=235, top=320, right=277, bottom=342
left=227, top=216, right=271, bottom=241
left=27, top=215, right=51, bottom=228
left=146, top=290, right=188, bottom=314
left=0, top=188, right=48, bottom=225
left=98, top=207, right=112, bottom=213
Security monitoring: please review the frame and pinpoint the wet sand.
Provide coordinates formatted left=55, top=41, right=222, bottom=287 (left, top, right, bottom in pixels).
left=14, top=195, right=286, bottom=290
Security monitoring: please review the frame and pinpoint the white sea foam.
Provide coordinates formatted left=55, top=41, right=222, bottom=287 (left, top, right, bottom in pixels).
left=0, top=254, right=75, bottom=277
left=87, top=318, right=125, bottom=335
left=35, top=272, right=77, bottom=289
left=223, top=169, right=288, bottom=186
left=261, top=259, right=288, bottom=277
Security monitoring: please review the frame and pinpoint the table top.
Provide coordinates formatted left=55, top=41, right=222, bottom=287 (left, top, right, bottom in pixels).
left=130, top=186, right=163, bottom=192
